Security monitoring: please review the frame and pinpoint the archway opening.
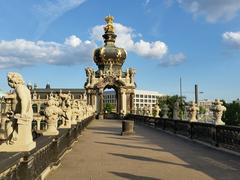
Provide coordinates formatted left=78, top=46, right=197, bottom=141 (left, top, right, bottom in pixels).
left=103, top=86, right=118, bottom=114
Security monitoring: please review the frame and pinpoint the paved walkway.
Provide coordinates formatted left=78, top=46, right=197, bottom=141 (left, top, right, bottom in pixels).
left=47, top=119, right=240, bottom=180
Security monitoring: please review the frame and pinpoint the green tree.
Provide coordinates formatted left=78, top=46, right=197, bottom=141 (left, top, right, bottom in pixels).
left=199, top=106, right=206, bottom=114
left=222, top=101, right=240, bottom=126
left=104, top=103, right=114, bottom=113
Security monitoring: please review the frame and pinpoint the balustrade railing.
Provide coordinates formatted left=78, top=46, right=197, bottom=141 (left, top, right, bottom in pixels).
left=127, top=114, right=240, bottom=154
left=0, top=115, right=94, bottom=180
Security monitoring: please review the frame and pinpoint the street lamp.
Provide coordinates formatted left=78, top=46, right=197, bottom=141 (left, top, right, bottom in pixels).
left=195, top=84, right=204, bottom=105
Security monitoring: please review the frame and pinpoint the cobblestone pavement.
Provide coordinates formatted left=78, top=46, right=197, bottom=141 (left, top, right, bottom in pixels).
left=47, top=119, right=240, bottom=180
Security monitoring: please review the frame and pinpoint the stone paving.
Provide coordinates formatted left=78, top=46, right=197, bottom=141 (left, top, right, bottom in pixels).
left=47, top=119, right=240, bottom=180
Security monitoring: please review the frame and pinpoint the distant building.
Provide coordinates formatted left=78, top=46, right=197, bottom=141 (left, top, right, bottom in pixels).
left=28, top=84, right=85, bottom=115
left=198, top=99, right=214, bottom=109
left=103, top=89, right=164, bottom=112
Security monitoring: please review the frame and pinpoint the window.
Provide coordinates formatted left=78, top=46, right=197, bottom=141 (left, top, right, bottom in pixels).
left=136, top=99, right=139, bottom=102
left=140, top=95, right=143, bottom=98
left=148, top=95, right=151, bottom=98
left=32, top=104, right=38, bottom=113
left=144, top=95, right=147, bottom=98
left=136, top=94, right=139, bottom=98
left=140, top=99, right=143, bottom=102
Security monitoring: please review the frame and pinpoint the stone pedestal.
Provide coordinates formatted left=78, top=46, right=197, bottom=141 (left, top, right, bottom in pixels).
left=0, top=117, right=36, bottom=152
left=59, top=119, right=71, bottom=129
left=121, top=120, right=134, bottom=136
left=98, top=114, right=104, bottom=120
left=71, top=118, right=77, bottom=125
left=42, top=121, right=59, bottom=136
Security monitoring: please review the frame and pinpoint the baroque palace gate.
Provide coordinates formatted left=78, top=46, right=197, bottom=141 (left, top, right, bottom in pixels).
left=85, top=16, right=136, bottom=119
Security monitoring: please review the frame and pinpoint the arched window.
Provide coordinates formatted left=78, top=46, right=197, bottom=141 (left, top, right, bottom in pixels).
left=32, top=104, right=38, bottom=113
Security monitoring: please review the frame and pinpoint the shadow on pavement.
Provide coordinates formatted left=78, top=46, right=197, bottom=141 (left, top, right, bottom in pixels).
left=132, top=124, right=240, bottom=179
left=109, top=153, right=189, bottom=167
left=110, top=171, right=161, bottom=180
left=95, top=141, right=164, bottom=152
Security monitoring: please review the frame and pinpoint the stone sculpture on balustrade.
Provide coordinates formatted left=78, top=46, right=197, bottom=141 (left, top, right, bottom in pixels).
left=0, top=72, right=36, bottom=152
left=162, top=104, right=169, bottom=118
left=173, top=100, right=180, bottom=120
left=59, top=91, right=73, bottom=128
left=188, top=101, right=199, bottom=122
left=42, top=95, right=62, bottom=136
left=211, top=99, right=226, bottom=125
left=136, top=106, right=141, bottom=115
left=152, top=104, right=161, bottom=118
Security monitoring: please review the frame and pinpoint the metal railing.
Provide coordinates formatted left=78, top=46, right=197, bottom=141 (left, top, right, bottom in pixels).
left=0, top=115, right=94, bottom=180
left=126, top=114, right=240, bottom=154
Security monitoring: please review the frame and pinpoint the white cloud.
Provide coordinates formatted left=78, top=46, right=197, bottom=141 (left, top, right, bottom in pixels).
left=0, top=22, right=184, bottom=69
left=160, top=52, right=186, bottom=66
left=91, top=23, right=168, bottom=59
left=222, top=31, right=240, bottom=48
left=65, top=35, right=81, bottom=47
left=0, top=37, right=96, bottom=69
left=134, top=40, right=167, bottom=59
left=34, top=0, right=86, bottom=37
left=177, top=0, right=240, bottom=22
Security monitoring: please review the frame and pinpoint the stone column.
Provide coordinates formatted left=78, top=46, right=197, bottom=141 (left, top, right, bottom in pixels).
left=129, top=92, right=134, bottom=114
left=120, top=89, right=126, bottom=115
left=98, top=88, right=104, bottom=120
left=37, top=103, right=41, bottom=114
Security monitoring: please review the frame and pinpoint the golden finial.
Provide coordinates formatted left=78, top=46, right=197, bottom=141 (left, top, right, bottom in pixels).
left=104, top=15, right=114, bottom=33
left=105, top=15, right=114, bottom=24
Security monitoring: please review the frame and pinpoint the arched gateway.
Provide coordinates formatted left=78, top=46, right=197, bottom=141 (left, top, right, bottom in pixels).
left=85, top=16, right=136, bottom=119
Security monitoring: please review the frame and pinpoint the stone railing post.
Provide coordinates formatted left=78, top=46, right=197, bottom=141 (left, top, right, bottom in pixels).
left=19, top=153, right=34, bottom=180
left=52, top=138, right=60, bottom=166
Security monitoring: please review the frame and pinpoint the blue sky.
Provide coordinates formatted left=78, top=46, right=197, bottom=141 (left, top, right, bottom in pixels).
left=0, top=0, right=240, bottom=101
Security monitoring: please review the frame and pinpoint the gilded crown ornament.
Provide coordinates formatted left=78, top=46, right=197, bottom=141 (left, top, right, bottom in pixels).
left=93, top=16, right=127, bottom=68
left=104, top=15, right=114, bottom=33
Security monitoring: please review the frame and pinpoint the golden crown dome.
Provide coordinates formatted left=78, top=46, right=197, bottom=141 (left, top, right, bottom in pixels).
left=93, top=16, right=127, bottom=67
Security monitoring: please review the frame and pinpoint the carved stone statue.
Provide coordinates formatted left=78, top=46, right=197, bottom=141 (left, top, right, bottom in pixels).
left=173, top=100, right=180, bottom=120
left=85, top=67, right=96, bottom=87
left=188, top=101, right=199, bottom=122
left=129, top=68, right=136, bottom=85
left=71, top=100, right=79, bottom=125
left=59, top=96, right=72, bottom=128
left=42, top=96, right=61, bottom=136
left=32, top=91, right=38, bottom=100
left=136, top=106, right=141, bottom=115
left=211, top=99, right=226, bottom=125
left=153, top=104, right=161, bottom=118
left=125, top=69, right=131, bottom=85
left=0, top=72, right=36, bottom=152
left=162, top=104, right=169, bottom=118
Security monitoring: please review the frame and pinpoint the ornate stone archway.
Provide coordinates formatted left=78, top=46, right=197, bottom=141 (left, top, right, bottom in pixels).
left=85, top=16, right=136, bottom=119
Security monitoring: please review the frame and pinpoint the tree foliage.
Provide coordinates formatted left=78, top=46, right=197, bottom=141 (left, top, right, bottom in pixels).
left=222, top=101, right=240, bottom=126
left=157, top=95, right=186, bottom=118
left=104, top=103, right=114, bottom=113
